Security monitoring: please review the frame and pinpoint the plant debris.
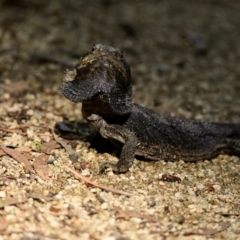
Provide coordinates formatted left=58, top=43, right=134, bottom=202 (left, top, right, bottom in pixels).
left=0, top=146, right=32, bottom=172
left=63, top=164, right=134, bottom=197
left=33, top=154, right=49, bottom=180
left=40, top=140, right=61, bottom=154
left=0, top=0, right=239, bottom=239
left=184, top=222, right=231, bottom=236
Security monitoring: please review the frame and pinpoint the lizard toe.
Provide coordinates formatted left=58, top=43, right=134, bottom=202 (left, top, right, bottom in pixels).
left=99, top=161, right=129, bottom=174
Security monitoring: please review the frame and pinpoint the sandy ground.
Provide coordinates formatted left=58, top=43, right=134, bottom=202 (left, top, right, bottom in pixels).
left=0, top=0, right=240, bottom=239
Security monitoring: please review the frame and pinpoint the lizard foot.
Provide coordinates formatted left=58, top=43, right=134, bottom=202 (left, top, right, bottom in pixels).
left=99, top=161, right=130, bottom=174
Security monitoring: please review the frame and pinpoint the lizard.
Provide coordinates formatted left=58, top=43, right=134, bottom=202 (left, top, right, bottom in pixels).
left=61, top=43, right=240, bottom=173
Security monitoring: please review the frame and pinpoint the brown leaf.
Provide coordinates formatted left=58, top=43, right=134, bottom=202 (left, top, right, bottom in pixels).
left=34, top=154, right=49, bottom=180
left=40, top=140, right=61, bottom=154
left=15, top=146, right=32, bottom=152
left=0, top=81, right=29, bottom=94
left=0, top=146, right=32, bottom=172
left=0, top=146, right=31, bottom=157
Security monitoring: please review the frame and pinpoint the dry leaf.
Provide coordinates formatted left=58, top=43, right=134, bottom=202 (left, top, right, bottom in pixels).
left=40, top=140, right=61, bottom=154
left=0, top=127, right=25, bottom=135
left=0, top=146, right=32, bottom=172
left=15, top=146, right=32, bottom=152
left=0, top=146, right=31, bottom=157
left=34, top=154, right=49, bottom=180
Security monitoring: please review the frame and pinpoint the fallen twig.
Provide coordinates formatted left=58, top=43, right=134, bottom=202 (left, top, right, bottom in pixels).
left=52, top=130, right=78, bottom=162
left=0, top=127, right=52, bottom=137
left=63, top=164, right=133, bottom=197
left=184, top=222, right=231, bottom=236
left=116, top=210, right=159, bottom=222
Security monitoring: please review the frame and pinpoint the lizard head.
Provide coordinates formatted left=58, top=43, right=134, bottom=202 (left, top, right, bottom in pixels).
left=61, top=44, right=133, bottom=115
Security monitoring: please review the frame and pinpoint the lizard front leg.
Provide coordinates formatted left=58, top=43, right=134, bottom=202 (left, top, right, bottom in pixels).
left=87, top=114, right=138, bottom=173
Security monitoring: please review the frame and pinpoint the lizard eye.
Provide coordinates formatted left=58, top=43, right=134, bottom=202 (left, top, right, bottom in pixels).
left=120, top=51, right=123, bottom=59
left=91, top=45, right=96, bottom=52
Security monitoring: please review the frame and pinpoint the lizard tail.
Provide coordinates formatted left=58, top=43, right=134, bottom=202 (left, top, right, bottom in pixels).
left=225, top=138, right=240, bottom=155
left=220, top=123, right=240, bottom=155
